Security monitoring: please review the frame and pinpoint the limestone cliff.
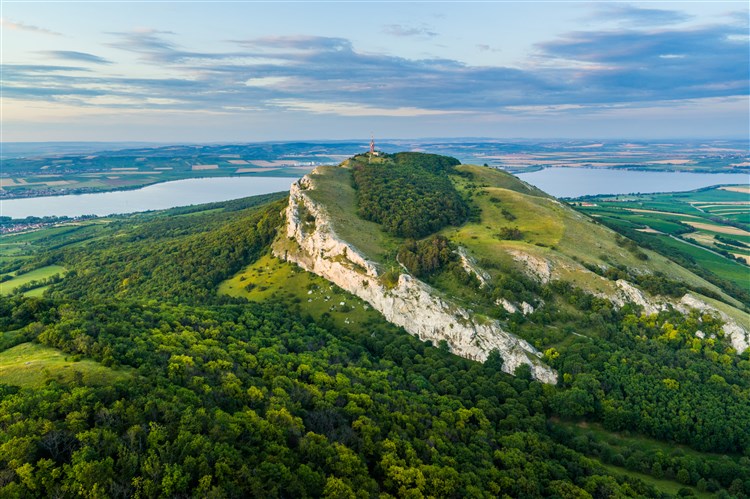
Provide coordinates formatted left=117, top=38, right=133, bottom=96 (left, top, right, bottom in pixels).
left=274, top=175, right=558, bottom=384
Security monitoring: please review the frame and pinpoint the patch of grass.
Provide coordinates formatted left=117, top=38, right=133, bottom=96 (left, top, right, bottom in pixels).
left=455, top=164, right=549, bottom=197
left=218, top=253, right=382, bottom=330
left=0, top=343, right=132, bottom=388
left=23, top=285, right=50, bottom=297
left=595, top=460, right=711, bottom=498
left=1, top=265, right=66, bottom=295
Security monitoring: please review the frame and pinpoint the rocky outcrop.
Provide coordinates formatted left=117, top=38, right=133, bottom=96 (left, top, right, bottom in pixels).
left=274, top=175, right=558, bottom=384
left=507, top=249, right=552, bottom=283
left=613, top=279, right=665, bottom=315
left=457, top=246, right=490, bottom=287
left=496, top=298, right=536, bottom=316
left=678, top=294, right=750, bottom=354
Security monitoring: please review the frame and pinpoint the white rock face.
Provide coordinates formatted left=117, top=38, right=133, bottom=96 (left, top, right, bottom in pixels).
left=275, top=176, right=558, bottom=384
left=457, top=246, right=490, bottom=287
left=678, top=294, right=750, bottom=354
left=495, top=299, right=535, bottom=316
left=496, top=299, right=518, bottom=314
left=485, top=249, right=750, bottom=356
left=507, top=249, right=552, bottom=283
left=614, top=280, right=666, bottom=315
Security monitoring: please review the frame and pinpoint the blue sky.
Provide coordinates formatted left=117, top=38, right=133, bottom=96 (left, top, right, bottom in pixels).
left=2, top=1, right=748, bottom=141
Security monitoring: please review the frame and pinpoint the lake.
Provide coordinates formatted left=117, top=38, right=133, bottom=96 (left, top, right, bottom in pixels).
left=2, top=168, right=748, bottom=219
left=517, top=167, right=748, bottom=198
left=1, top=176, right=296, bottom=219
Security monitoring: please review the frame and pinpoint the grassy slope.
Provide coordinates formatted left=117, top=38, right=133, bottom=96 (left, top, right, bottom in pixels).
left=596, top=461, right=711, bottom=498
left=0, top=342, right=131, bottom=388
left=450, top=165, right=736, bottom=304
left=219, top=253, right=383, bottom=331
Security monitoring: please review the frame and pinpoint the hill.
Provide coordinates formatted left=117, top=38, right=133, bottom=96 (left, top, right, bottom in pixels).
left=0, top=152, right=749, bottom=497
left=273, top=153, right=748, bottom=380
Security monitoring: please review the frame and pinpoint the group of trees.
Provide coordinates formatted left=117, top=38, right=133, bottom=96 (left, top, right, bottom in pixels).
left=551, top=423, right=750, bottom=496
left=351, top=153, right=470, bottom=238
left=3, top=294, right=662, bottom=498
left=396, top=235, right=454, bottom=278
left=50, top=196, right=284, bottom=305
left=538, top=282, right=750, bottom=458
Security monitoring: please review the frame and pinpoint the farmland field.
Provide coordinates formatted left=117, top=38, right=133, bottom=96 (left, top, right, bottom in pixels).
left=574, top=185, right=750, bottom=293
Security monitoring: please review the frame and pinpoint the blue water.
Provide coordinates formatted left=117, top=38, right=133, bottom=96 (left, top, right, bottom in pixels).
left=517, top=167, right=748, bottom=198
left=1, top=176, right=296, bottom=219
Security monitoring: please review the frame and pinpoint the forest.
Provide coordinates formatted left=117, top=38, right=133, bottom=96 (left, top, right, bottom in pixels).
left=1, top=156, right=749, bottom=497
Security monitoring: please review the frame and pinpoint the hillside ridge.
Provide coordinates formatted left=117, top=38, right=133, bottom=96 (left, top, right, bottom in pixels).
left=274, top=174, right=558, bottom=383
left=274, top=155, right=749, bottom=372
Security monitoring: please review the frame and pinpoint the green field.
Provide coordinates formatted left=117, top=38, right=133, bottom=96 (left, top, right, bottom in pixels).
left=0, top=342, right=132, bottom=388
left=0, top=265, right=66, bottom=295
left=0, top=220, right=113, bottom=271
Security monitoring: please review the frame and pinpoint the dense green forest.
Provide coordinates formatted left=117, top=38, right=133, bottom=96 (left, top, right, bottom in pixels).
left=1, top=155, right=749, bottom=497
left=350, top=153, right=471, bottom=238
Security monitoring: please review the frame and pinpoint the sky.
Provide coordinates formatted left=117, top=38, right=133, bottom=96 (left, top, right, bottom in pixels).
left=2, top=1, right=749, bottom=142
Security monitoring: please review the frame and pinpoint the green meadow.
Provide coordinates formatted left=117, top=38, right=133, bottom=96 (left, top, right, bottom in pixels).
left=0, top=342, right=132, bottom=388
left=0, top=265, right=67, bottom=295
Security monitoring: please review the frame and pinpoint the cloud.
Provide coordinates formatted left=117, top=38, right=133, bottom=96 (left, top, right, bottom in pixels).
left=38, top=51, right=112, bottom=65
left=589, top=4, right=692, bottom=27
left=537, top=24, right=749, bottom=103
left=236, top=35, right=352, bottom=52
left=107, top=29, right=230, bottom=63
left=477, top=44, right=502, bottom=53
left=382, top=24, right=438, bottom=38
left=0, top=18, right=62, bottom=36
left=5, top=20, right=747, bottom=120
left=270, top=99, right=466, bottom=117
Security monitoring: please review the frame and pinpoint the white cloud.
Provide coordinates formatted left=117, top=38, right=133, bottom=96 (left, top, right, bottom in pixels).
left=270, top=99, right=468, bottom=117
left=0, top=17, right=62, bottom=36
